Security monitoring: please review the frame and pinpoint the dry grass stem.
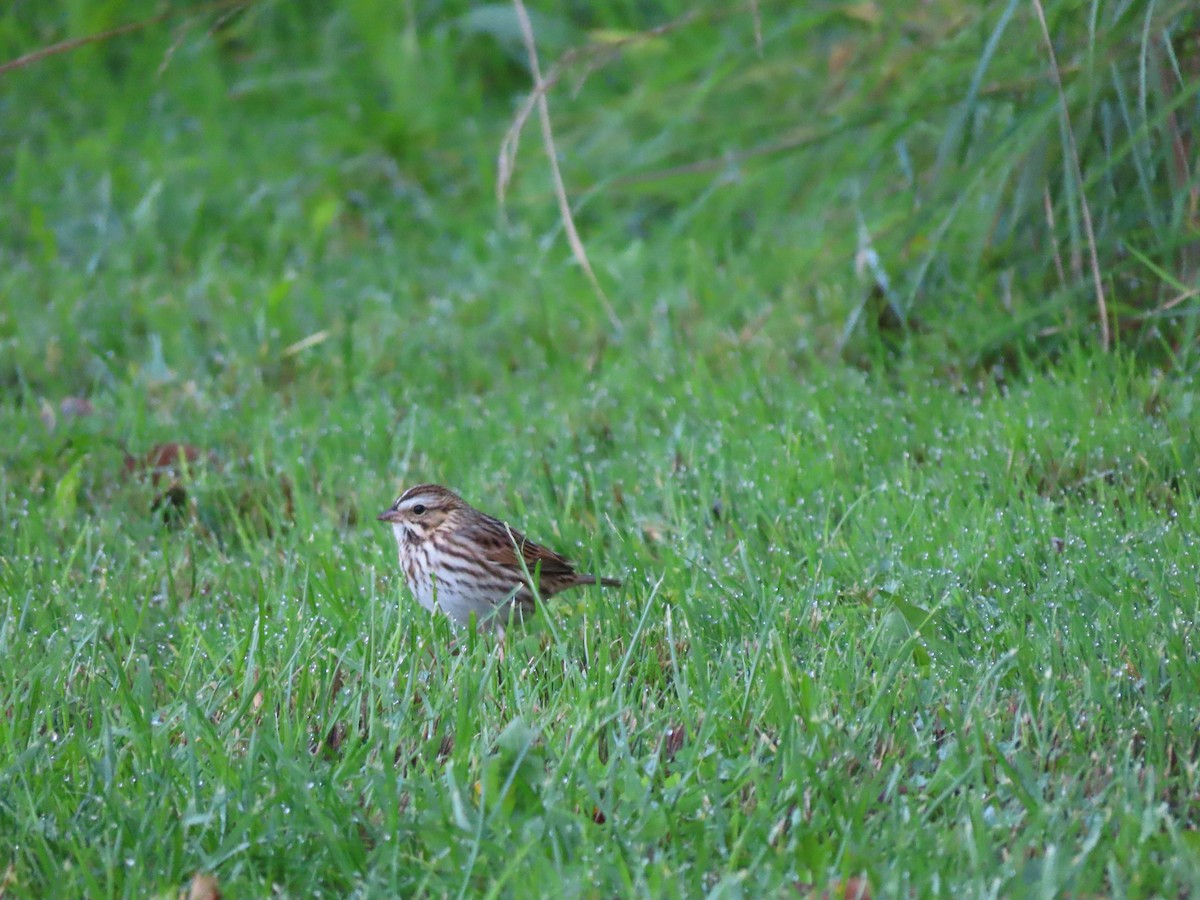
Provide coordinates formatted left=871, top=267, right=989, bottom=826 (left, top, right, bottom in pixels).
left=1031, top=0, right=1111, bottom=350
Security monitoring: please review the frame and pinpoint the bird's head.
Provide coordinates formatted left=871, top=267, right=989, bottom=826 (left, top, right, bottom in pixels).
left=377, top=483, right=468, bottom=542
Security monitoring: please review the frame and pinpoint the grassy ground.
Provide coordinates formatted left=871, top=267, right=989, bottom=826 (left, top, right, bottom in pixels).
left=2, top=1, right=1199, bottom=897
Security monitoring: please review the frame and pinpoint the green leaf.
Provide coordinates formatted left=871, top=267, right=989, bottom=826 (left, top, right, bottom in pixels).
left=53, top=455, right=86, bottom=521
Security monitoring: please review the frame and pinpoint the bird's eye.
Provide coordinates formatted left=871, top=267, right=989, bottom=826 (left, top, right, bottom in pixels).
left=412, top=504, right=427, bottom=515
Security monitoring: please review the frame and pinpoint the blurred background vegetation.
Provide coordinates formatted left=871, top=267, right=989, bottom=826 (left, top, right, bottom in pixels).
left=2, top=0, right=1198, bottom=395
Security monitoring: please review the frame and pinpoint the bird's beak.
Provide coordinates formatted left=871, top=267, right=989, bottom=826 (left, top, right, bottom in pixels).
left=377, top=509, right=400, bottom=523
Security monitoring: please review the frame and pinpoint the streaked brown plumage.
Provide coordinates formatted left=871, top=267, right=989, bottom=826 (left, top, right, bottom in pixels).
left=377, top=483, right=620, bottom=629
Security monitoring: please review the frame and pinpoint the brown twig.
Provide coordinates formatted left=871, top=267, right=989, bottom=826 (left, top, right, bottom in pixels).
left=497, top=9, right=700, bottom=218
left=1031, top=0, right=1110, bottom=350
left=1157, top=33, right=1200, bottom=282
left=0, top=16, right=169, bottom=76
left=158, top=2, right=249, bottom=78
left=511, top=0, right=621, bottom=330
left=1146, top=287, right=1198, bottom=317
left=1042, top=185, right=1067, bottom=287
left=0, top=0, right=252, bottom=78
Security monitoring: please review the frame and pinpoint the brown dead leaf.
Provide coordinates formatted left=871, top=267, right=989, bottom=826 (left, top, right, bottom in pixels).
left=641, top=522, right=665, bottom=544
left=186, top=872, right=221, bottom=900
left=151, top=483, right=190, bottom=523
left=323, top=722, right=347, bottom=754
left=663, top=724, right=686, bottom=762
left=279, top=474, right=295, bottom=520
left=125, top=443, right=217, bottom=485
left=822, top=877, right=872, bottom=900
left=611, top=483, right=625, bottom=508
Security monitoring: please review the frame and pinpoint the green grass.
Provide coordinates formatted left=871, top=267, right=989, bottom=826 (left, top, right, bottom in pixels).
left=2, top=1, right=1200, bottom=897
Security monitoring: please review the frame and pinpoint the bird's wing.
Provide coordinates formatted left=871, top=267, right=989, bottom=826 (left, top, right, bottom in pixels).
left=483, top=523, right=577, bottom=579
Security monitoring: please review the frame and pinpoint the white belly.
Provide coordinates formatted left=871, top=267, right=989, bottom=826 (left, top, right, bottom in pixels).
left=393, top=527, right=521, bottom=629
left=410, top=573, right=520, bottom=628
